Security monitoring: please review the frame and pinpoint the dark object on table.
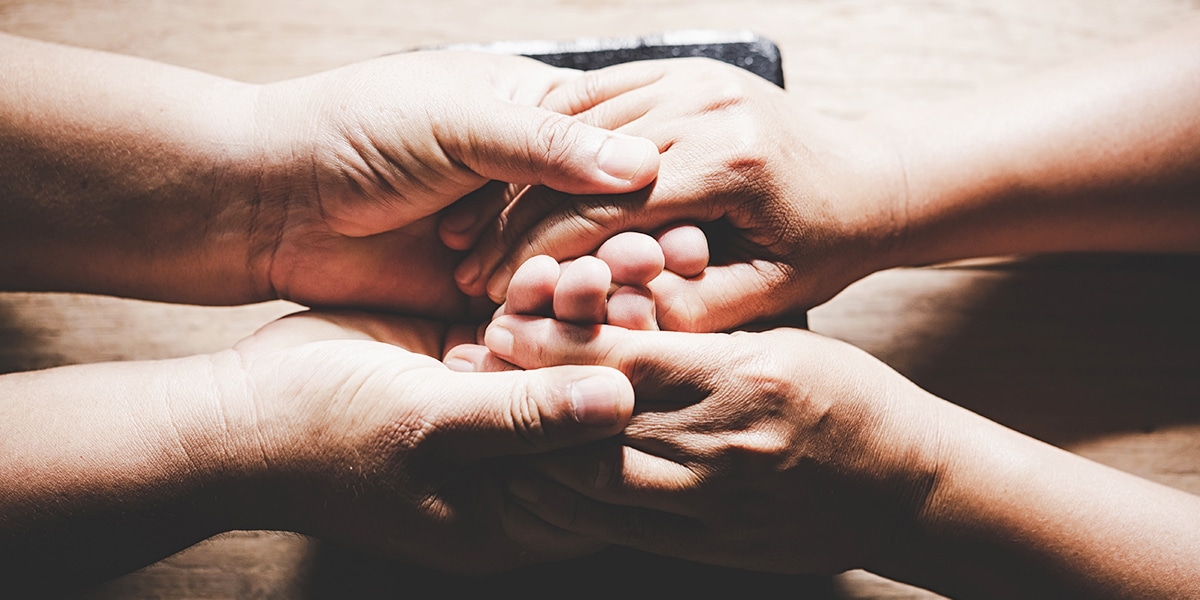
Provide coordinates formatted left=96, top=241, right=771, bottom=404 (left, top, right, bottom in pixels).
left=431, top=30, right=785, bottom=88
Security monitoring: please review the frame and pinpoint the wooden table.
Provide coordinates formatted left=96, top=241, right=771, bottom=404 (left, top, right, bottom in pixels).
left=2, top=1, right=1197, bottom=597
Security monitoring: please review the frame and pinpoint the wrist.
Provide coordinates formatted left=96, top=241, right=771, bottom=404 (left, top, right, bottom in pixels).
left=190, top=348, right=313, bottom=532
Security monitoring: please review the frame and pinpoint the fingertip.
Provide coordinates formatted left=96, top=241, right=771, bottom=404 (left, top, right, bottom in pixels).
left=568, top=367, right=634, bottom=427
left=596, top=231, right=665, bottom=286
left=595, top=134, right=660, bottom=188
left=553, top=256, right=611, bottom=324
left=485, top=264, right=516, bottom=305
left=506, top=255, right=561, bottom=316
left=439, top=224, right=474, bottom=251
left=657, top=224, right=709, bottom=278
left=455, top=253, right=487, bottom=296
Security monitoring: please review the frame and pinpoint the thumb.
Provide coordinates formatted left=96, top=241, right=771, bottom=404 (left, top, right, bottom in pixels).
left=418, top=365, right=634, bottom=465
left=446, top=102, right=661, bottom=194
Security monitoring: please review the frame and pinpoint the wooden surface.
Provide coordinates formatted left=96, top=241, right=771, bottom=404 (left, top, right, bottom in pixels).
left=1, top=1, right=1198, bottom=598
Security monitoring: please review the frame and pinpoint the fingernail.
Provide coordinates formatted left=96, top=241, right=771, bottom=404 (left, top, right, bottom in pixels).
left=457, top=255, right=482, bottom=287
left=443, top=357, right=476, bottom=372
left=485, top=324, right=514, bottom=357
left=486, top=266, right=513, bottom=304
left=508, top=476, right=541, bottom=504
left=596, top=136, right=654, bottom=181
left=441, top=208, right=479, bottom=234
left=571, top=375, right=623, bottom=426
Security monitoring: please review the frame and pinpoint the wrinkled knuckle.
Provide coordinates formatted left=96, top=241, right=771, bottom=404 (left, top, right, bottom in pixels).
left=507, top=374, right=547, bottom=451
left=562, top=199, right=625, bottom=237
left=533, top=113, right=586, bottom=172
left=581, top=72, right=608, bottom=112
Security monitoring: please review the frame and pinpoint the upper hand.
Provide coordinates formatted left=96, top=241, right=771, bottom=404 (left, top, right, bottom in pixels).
left=247, top=51, right=660, bottom=315
left=448, top=57, right=907, bottom=331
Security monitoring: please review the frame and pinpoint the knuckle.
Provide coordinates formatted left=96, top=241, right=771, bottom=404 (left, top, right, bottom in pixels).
left=562, top=199, right=626, bottom=236
left=532, top=113, right=586, bottom=171
left=506, top=374, right=547, bottom=451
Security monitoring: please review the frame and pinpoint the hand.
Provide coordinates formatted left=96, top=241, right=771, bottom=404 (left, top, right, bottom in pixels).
left=492, top=228, right=707, bottom=329
left=449, top=314, right=944, bottom=575
left=443, top=228, right=692, bottom=371
left=447, top=57, right=907, bottom=331
left=449, top=255, right=938, bottom=574
left=246, top=51, right=661, bottom=315
left=0, top=37, right=660, bottom=312
left=216, top=309, right=636, bottom=573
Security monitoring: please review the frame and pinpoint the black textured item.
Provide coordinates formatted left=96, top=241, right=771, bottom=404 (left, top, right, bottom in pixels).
left=431, top=30, right=785, bottom=88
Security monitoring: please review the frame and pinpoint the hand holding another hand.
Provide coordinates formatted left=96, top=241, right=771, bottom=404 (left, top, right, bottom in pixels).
left=249, top=51, right=661, bottom=316
left=448, top=57, right=907, bottom=331
left=211, top=309, right=635, bottom=573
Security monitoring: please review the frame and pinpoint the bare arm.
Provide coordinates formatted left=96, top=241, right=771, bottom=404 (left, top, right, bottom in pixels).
left=0, top=33, right=262, bottom=302
left=0, top=356, right=253, bottom=586
left=472, top=316, right=1200, bottom=598
left=0, top=312, right=634, bottom=591
left=880, top=20, right=1200, bottom=267
left=456, top=20, right=1200, bottom=330
left=0, top=33, right=658, bottom=312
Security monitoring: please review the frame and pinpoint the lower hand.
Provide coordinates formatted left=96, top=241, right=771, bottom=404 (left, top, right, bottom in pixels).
left=216, top=309, right=636, bottom=573
left=450, top=314, right=945, bottom=575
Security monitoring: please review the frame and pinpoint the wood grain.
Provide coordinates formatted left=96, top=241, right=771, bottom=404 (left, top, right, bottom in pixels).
left=2, top=1, right=1198, bottom=598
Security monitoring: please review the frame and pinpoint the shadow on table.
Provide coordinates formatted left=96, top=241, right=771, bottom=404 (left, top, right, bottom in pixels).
left=874, top=254, right=1200, bottom=447
left=302, top=543, right=833, bottom=599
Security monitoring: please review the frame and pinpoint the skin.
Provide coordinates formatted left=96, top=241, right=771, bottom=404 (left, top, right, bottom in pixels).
left=0, top=33, right=667, bottom=588
left=0, top=309, right=636, bottom=589
left=452, top=20, right=1200, bottom=332
left=442, top=251, right=1200, bottom=598
left=0, top=33, right=660, bottom=315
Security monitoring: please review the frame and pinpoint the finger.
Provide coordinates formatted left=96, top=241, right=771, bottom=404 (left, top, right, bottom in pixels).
left=415, top=364, right=634, bottom=465
left=553, top=256, right=611, bottom=324
left=503, top=254, right=561, bottom=317
left=527, top=444, right=702, bottom=516
left=647, top=263, right=789, bottom=333
left=498, top=493, right=609, bottom=562
left=442, top=343, right=519, bottom=373
left=606, top=285, right=658, bottom=331
left=540, top=60, right=669, bottom=117
left=478, top=174, right=714, bottom=304
left=656, top=224, right=709, bottom=278
left=452, top=186, right=572, bottom=297
left=595, top=231, right=665, bottom=286
left=483, top=315, right=721, bottom=381
left=439, top=180, right=526, bottom=251
left=444, top=102, right=660, bottom=198
left=507, top=473, right=702, bottom=560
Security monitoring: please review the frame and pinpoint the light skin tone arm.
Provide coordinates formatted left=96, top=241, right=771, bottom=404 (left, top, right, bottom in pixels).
left=0, top=32, right=659, bottom=313
left=0, top=310, right=635, bottom=591
left=449, top=19, right=1200, bottom=331
left=0, top=33, right=670, bottom=588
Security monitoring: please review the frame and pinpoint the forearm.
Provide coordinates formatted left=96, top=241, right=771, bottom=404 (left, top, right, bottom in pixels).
left=874, top=397, right=1200, bottom=598
left=0, top=33, right=268, bottom=303
left=0, top=354, right=263, bottom=588
left=874, top=21, right=1200, bottom=267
